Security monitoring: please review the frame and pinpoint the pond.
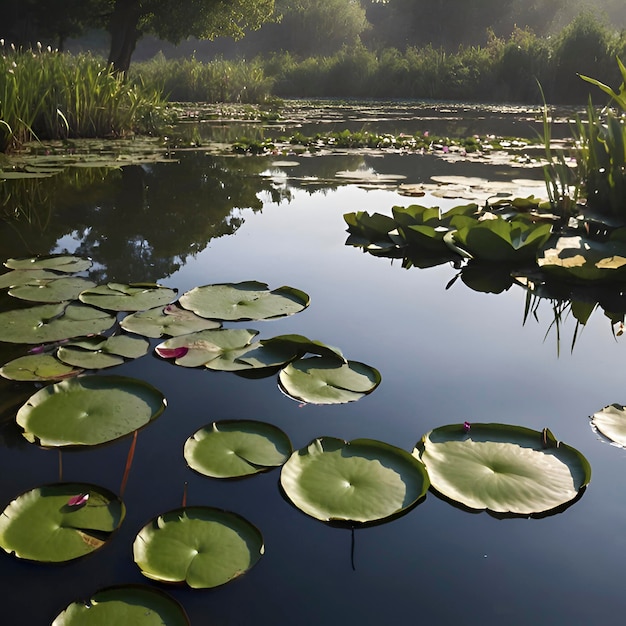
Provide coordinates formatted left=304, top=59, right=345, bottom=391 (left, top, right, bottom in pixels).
left=1, top=101, right=624, bottom=625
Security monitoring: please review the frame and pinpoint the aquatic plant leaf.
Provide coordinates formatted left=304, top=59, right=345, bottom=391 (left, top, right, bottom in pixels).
left=133, top=507, right=264, bottom=589
left=278, top=356, right=381, bottom=404
left=0, top=302, right=115, bottom=344
left=179, top=281, right=309, bottom=321
left=343, top=211, right=398, bottom=248
left=0, top=354, right=83, bottom=382
left=120, top=304, right=221, bottom=338
left=155, top=329, right=258, bottom=368
left=280, top=437, right=429, bottom=523
left=261, top=334, right=346, bottom=362
left=8, top=276, right=96, bottom=303
left=184, top=420, right=292, bottom=478
left=537, top=236, right=626, bottom=282
left=52, top=585, right=189, bottom=626
left=0, top=269, right=63, bottom=289
left=0, top=482, right=124, bottom=562
left=452, top=217, right=552, bottom=262
left=4, top=255, right=92, bottom=273
left=79, top=283, right=178, bottom=312
left=57, top=335, right=150, bottom=369
left=16, top=375, right=166, bottom=447
left=415, top=423, right=591, bottom=514
left=591, top=404, right=626, bottom=447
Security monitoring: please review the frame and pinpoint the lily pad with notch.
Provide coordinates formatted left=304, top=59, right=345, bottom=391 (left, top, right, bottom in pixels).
left=591, top=404, right=626, bottom=447
left=179, top=281, right=310, bottom=321
left=184, top=420, right=292, bottom=478
left=16, top=375, right=167, bottom=447
left=79, top=283, right=178, bottom=312
left=0, top=482, right=125, bottom=562
left=415, top=423, right=591, bottom=515
left=278, top=356, right=381, bottom=404
left=280, top=436, right=429, bottom=524
left=133, top=506, right=264, bottom=589
left=0, top=269, right=65, bottom=289
left=0, top=302, right=116, bottom=344
left=57, top=334, right=150, bottom=370
left=52, top=585, right=189, bottom=626
left=120, top=304, right=221, bottom=338
left=0, top=353, right=83, bottom=382
left=8, top=276, right=96, bottom=303
left=4, top=255, right=92, bottom=273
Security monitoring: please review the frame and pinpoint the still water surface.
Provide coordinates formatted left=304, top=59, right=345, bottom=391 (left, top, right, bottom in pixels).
left=1, top=102, right=625, bottom=625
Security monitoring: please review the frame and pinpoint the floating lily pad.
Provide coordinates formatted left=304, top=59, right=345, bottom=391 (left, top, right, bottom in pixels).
left=278, top=356, right=381, bottom=404
left=179, top=281, right=310, bottom=321
left=120, top=304, right=221, bottom=338
left=52, top=585, right=190, bottom=626
left=57, top=335, right=150, bottom=370
left=0, top=482, right=125, bottom=562
left=415, top=423, right=591, bottom=514
left=79, top=283, right=178, bottom=312
left=8, top=276, right=96, bottom=303
left=591, top=404, right=626, bottom=447
left=0, top=353, right=83, bottom=382
left=16, top=375, right=167, bottom=447
left=280, top=437, right=429, bottom=523
left=0, top=302, right=115, bottom=344
left=184, top=420, right=292, bottom=478
left=155, top=328, right=259, bottom=368
left=4, top=255, right=92, bottom=273
left=0, top=269, right=63, bottom=289
left=133, top=506, right=264, bottom=589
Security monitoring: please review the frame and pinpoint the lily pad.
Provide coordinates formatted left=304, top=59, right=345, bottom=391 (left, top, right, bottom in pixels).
left=79, top=283, right=178, bottom=312
left=0, top=269, right=64, bottom=289
left=52, top=585, right=189, bottom=626
left=133, top=506, right=264, bottom=589
left=0, top=302, right=115, bottom=344
left=120, top=304, right=221, bottom=338
left=16, top=375, right=167, bottom=447
left=0, top=353, right=83, bottom=382
left=57, top=335, right=150, bottom=370
left=280, top=437, right=429, bottom=523
left=8, top=276, right=96, bottom=303
left=155, top=328, right=259, bottom=368
left=184, top=420, right=292, bottom=478
left=278, top=356, right=381, bottom=404
left=4, top=255, right=92, bottom=273
left=179, top=281, right=310, bottom=321
left=0, top=482, right=125, bottom=562
left=415, top=423, right=591, bottom=514
left=591, top=404, right=626, bottom=447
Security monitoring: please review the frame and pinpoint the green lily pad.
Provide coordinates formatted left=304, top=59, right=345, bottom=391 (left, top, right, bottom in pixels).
left=278, top=356, right=381, bottom=404
left=120, top=304, right=221, bottom=338
left=0, top=302, right=116, bottom=344
left=79, top=283, right=178, bottom=312
left=8, top=276, right=96, bottom=303
left=155, top=328, right=259, bottom=368
left=184, top=420, right=292, bottom=478
left=179, top=281, right=310, bottom=321
left=0, top=482, right=125, bottom=562
left=52, top=585, right=189, bottom=626
left=0, top=269, right=64, bottom=289
left=591, top=404, right=626, bottom=447
left=16, top=375, right=167, bottom=447
left=280, top=437, right=429, bottom=523
left=4, top=255, right=92, bottom=273
left=133, top=506, right=264, bottom=589
left=57, top=335, right=150, bottom=370
left=415, top=423, right=591, bottom=514
left=0, top=353, right=83, bottom=381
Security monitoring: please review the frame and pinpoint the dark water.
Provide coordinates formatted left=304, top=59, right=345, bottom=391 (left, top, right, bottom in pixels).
left=1, top=102, right=625, bottom=625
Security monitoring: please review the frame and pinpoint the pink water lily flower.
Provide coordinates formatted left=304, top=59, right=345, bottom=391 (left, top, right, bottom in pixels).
left=68, top=493, right=89, bottom=507
left=156, top=345, right=189, bottom=359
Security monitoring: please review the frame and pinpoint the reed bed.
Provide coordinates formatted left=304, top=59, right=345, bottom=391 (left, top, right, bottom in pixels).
left=0, top=43, right=167, bottom=152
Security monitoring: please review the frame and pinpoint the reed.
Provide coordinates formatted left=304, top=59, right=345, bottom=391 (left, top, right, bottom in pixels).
left=0, top=44, right=168, bottom=152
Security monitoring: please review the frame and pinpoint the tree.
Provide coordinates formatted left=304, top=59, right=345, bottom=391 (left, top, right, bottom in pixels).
left=0, top=0, right=276, bottom=73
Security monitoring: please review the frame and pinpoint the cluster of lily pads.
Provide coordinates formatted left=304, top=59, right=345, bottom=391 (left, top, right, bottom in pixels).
left=0, top=253, right=606, bottom=624
left=344, top=192, right=626, bottom=335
